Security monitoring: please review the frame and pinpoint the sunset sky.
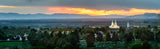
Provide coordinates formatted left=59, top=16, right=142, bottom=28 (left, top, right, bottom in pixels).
left=0, top=0, right=160, bottom=16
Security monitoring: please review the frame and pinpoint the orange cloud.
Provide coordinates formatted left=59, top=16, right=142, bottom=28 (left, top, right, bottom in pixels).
left=47, top=7, right=160, bottom=16
left=0, top=5, right=15, bottom=8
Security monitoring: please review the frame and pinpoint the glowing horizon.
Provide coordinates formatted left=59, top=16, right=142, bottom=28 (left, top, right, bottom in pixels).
left=0, top=5, right=15, bottom=8
left=48, top=7, right=160, bottom=16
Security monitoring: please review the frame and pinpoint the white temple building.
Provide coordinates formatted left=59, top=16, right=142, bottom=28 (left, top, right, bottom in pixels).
left=127, top=22, right=130, bottom=28
left=109, top=20, right=120, bottom=29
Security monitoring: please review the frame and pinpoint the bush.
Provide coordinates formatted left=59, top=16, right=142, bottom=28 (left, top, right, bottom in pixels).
left=132, top=44, right=142, bottom=49
left=54, top=47, right=61, bottom=49
left=62, top=42, right=73, bottom=49
left=142, top=40, right=151, bottom=49
left=32, top=46, right=46, bottom=49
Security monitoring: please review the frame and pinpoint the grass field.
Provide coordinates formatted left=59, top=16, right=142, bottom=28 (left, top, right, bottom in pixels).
left=0, top=41, right=31, bottom=49
left=0, top=40, right=160, bottom=49
left=80, top=40, right=160, bottom=49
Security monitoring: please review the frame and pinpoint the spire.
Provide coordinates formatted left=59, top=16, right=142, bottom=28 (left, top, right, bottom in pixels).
left=109, top=16, right=120, bottom=29
left=111, top=20, right=114, bottom=26
left=115, top=19, right=117, bottom=25
left=127, top=22, right=130, bottom=28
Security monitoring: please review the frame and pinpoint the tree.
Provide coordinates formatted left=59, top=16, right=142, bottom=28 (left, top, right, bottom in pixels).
left=106, top=33, right=111, bottom=41
left=86, top=29, right=95, bottom=47
left=56, top=38, right=67, bottom=48
left=42, top=31, right=50, bottom=38
left=28, top=28, right=81, bottom=49
left=132, top=44, right=142, bottom=49
left=142, top=40, right=151, bottom=49
left=28, top=29, right=38, bottom=46
left=119, top=31, right=125, bottom=41
left=147, top=25, right=151, bottom=28
left=0, top=29, right=6, bottom=40
left=119, top=27, right=125, bottom=33
left=156, top=31, right=160, bottom=42
left=140, top=29, right=154, bottom=41
left=125, top=32, right=134, bottom=44
left=27, top=26, right=31, bottom=29
left=96, top=32, right=103, bottom=41
left=2, top=26, right=8, bottom=29
left=56, top=31, right=62, bottom=38
left=134, top=28, right=154, bottom=41
left=50, top=31, right=55, bottom=37
left=112, top=32, right=119, bottom=42
left=62, top=42, right=73, bottom=49
left=67, top=29, right=80, bottom=49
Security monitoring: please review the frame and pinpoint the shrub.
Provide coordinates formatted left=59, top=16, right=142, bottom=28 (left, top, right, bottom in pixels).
left=132, top=44, right=142, bottom=49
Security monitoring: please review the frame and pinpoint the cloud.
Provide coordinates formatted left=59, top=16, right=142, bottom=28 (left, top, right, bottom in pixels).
left=0, top=6, right=48, bottom=14
left=0, top=0, right=160, bottom=15
left=48, top=7, right=160, bottom=16
left=1, top=6, right=160, bottom=16
left=0, top=5, right=16, bottom=8
left=0, top=0, right=160, bottom=9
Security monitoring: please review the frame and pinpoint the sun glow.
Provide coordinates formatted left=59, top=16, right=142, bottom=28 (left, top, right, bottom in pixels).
left=48, top=7, right=160, bottom=16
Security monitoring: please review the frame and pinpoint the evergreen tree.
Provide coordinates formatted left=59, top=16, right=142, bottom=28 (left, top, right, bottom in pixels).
left=0, top=29, right=6, bottom=40
left=142, top=40, right=151, bottom=49
left=156, top=31, right=160, bottom=42
left=106, top=33, right=111, bottom=41
left=86, top=29, right=95, bottom=47
left=112, top=32, right=119, bottom=42
left=96, top=32, right=103, bottom=41
left=68, top=29, right=80, bottom=49
left=28, top=29, right=37, bottom=46
left=50, top=31, right=55, bottom=37
left=125, top=32, right=134, bottom=44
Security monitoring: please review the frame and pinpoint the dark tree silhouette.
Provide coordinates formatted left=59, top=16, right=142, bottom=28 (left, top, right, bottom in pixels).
left=96, top=32, right=103, bottom=41
left=142, top=40, right=151, bottom=49
left=125, top=32, right=134, bottom=44
left=86, top=29, right=95, bottom=47
left=106, top=33, right=111, bottom=41
left=156, top=31, right=160, bottom=42
left=112, top=32, right=119, bottom=42
left=0, top=29, right=6, bottom=40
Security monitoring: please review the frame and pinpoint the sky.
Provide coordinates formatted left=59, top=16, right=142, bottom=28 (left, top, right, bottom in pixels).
left=0, top=0, right=160, bottom=16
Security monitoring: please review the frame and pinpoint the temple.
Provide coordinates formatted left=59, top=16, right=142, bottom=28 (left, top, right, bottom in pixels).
left=109, top=20, right=120, bottom=29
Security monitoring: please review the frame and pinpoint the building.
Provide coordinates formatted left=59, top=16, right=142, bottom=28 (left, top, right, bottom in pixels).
left=109, top=20, right=120, bottom=29
left=109, top=20, right=120, bottom=41
left=109, top=20, right=120, bottom=32
left=127, top=22, right=130, bottom=28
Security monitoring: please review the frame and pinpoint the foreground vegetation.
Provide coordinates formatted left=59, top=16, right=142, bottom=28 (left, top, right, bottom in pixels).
left=0, top=25, right=160, bottom=49
left=0, top=42, right=31, bottom=49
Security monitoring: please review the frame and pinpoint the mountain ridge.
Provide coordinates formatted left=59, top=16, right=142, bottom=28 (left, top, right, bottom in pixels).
left=0, top=13, right=159, bottom=20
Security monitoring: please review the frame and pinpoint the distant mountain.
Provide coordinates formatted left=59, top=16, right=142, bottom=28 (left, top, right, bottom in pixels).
left=0, top=13, right=89, bottom=20
left=0, top=13, right=125, bottom=20
left=0, top=13, right=159, bottom=20
left=126, top=13, right=159, bottom=19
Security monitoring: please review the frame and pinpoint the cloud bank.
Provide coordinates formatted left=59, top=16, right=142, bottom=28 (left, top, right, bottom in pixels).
left=0, top=0, right=160, bottom=9
left=48, top=7, right=160, bottom=16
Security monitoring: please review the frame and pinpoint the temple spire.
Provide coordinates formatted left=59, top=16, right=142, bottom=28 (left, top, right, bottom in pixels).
left=127, top=22, right=130, bottom=28
left=115, top=19, right=117, bottom=25
left=109, top=16, right=119, bottom=29
left=111, top=20, right=114, bottom=26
